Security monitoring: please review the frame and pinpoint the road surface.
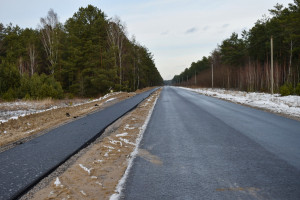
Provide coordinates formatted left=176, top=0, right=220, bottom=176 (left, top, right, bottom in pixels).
left=0, top=88, right=158, bottom=200
left=122, top=86, right=300, bottom=200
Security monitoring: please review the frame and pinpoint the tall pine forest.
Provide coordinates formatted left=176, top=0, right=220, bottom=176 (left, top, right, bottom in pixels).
left=173, top=1, right=300, bottom=96
left=0, top=5, right=163, bottom=100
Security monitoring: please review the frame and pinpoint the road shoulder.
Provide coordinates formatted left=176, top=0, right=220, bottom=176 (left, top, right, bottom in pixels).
left=21, top=89, right=161, bottom=200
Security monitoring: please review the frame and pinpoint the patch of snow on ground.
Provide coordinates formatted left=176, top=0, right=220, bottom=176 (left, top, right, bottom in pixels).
left=104, top=150, right=112, bottom=157
left=0, top=92, right=120, bottom=124
left=116, top=132, right=128, bottom=137
left=54, top=177, right=63, bottom=187
left=80, top=190, right=87, bottom=196
left=104, top=145, right=115, bottom=149
left=24, top=129, right=38, bottom=135
left=110, top=139, right=122, bottom=147
left=95, top=181, right=102, bottom=186
left=118, top=138, right=136, bottom=146
left=124, top=124, right=135, bottom=130
left=105, top=98, right=116, bottom=103
left=93, top=160, right=103, bottom=164
left=79, top=164, right=93, bottom=175
left=181, top=87, right=300, bottom=118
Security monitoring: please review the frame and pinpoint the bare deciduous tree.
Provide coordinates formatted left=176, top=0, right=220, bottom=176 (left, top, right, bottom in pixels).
left=18, top=57, right=25, bottom=75
left=28, top=44, right=36, bottom=76
left=39, top=9, right=59, bottom=74
left=107, top=16, right=127, bottom=89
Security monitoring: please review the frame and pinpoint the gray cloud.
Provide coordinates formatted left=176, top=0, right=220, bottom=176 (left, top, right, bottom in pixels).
left=185, top=27, right=197, bottom=34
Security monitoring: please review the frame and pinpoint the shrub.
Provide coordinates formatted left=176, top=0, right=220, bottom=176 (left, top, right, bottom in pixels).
left=0, top=63, right=20, bottom=94
left=27, top=74, right=64, bottom=99
left=30, top=74, right=42, bottom=98
left=295, top=83, right=300, bottom=96
left=65, top=93, right=74, bottom=99
left=53, top=82, right=64, bottom=99
left=280, top=83, right=293, bottom=96
left=2, top=88, right=16, bottom=101
left=18, top=74, right=31, bottom=98
left=0, top=66, right=64, bottom=100
left=24, top=93, right=31, bottom=100
left=38, top=84, right=53, bottom=99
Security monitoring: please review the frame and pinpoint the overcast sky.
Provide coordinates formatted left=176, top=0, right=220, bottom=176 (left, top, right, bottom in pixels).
left=0, top=0, right=293, bottom=80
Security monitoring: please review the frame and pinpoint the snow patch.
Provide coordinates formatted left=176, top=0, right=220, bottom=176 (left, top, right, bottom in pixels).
left=80, top=190, right=87, bottom=196
left=110, top=139, right=122, bottom=147
left=118, top=138, right=136, bottom=146
left=181, top=87, right=300, bottom=118
left=93, top=159, right=103, bottom=164
left=24, top=129, right=37, bottom=135
left=95, top=181, right=102, bottom=186
left=106, top=98, right=116, bottom=103
left=104, top=149, right=112, bottom=157
left=116, top=132, right=128, bottom=137
left=54, top=177, right=63, bottom=187
left=124, top=124, right=135, bottom=130
left=0, top=92, right=121, bottom=124
left=104, top=145, right=115, bottom=149
left=79, top=164, right=93, bottom=175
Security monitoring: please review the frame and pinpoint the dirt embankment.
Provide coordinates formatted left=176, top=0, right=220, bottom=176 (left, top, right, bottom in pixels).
left=0, top=87, right=154, bottom=151
left=21, top=88, right=161, bottom=200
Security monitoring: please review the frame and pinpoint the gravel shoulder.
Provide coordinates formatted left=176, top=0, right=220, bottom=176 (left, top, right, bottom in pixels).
left=20, top=88, right=161, bottom=200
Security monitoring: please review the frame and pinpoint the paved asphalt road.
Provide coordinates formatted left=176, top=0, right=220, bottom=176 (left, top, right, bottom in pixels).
left=122, top=86, right=300, bottom=200
left=0, top=88, right=158, bottom=200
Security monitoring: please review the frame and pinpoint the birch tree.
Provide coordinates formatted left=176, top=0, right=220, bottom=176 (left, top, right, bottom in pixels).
left=107, top=16, right=126, bottom=89
left=39, top=9, right=59, bottom=74
left=28, top=43, right=36, bottom=76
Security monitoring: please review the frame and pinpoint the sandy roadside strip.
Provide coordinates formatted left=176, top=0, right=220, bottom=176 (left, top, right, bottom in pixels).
left=20, top=88, right=161, bottom=200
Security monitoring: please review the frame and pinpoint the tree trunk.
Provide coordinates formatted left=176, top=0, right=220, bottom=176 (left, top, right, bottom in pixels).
left=28, top=44, right=36, bottom=76
left=288, top=40, right=293, bottom=82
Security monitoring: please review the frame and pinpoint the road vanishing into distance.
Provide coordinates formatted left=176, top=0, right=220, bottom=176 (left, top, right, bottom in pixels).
left=122, top=86, right=300, bottom=200
left=0, top=88, right=158, bottom=200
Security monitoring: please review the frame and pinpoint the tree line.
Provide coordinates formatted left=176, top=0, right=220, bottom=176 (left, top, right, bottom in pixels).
left=173, top=0, right=300, bottom=96
left=0, top=5, right=163, bottom=100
